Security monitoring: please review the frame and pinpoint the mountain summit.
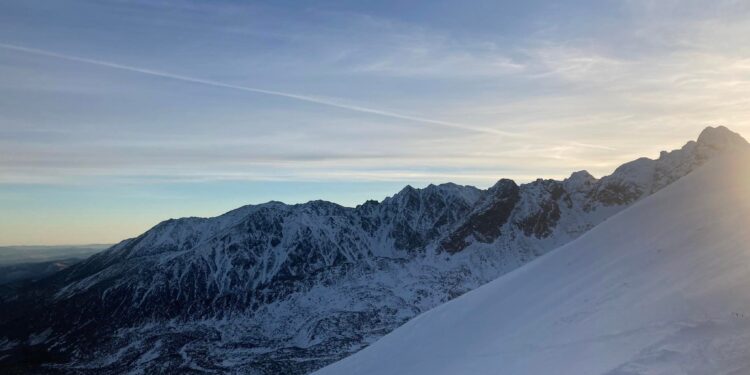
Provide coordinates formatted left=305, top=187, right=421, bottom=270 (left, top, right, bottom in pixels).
left=0, top=127, right=747, bottom=374
left=696, top=125, right=748, bottom=151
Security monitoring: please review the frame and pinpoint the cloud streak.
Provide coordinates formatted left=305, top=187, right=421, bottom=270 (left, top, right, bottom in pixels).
left=0, top=42, right=521, bottom=138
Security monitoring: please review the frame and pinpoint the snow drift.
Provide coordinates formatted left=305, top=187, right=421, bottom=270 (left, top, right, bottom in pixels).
left=315, top=150, right=750, bottom=375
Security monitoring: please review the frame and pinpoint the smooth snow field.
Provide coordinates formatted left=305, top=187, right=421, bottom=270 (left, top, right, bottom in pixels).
left=315, top=151, right=750, bottom=375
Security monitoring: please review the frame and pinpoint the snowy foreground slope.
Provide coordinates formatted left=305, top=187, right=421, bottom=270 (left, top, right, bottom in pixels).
left=315, top=150, right=750, bottom=375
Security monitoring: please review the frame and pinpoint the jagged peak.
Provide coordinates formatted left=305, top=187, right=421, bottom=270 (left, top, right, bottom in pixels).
left=399, top=184, right=416, bottom=193
left=425, top=182, right=482, bottom=196
left=355, top=199, right=381, bottom=214
left=604, top=126, right=745, bottom=181
left=564, top=170, right=597, bottom=191
left=425, top=182, right=461, bottom=191
left=387, top=182, right=482, bottom=206
left=568, top=170, right=595, bottom=181
left=295, top=199, right=341, bottom=207
left=696, top=125, right=748, bottom=151
left=489, top=178, right=517, bottom=191
left=397, top=182, right=475, bottom=194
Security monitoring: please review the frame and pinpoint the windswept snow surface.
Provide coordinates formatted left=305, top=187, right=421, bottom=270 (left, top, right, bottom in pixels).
left=315, top=151, right=750, bottom=375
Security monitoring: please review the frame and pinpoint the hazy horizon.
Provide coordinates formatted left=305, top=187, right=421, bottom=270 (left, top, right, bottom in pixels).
left=3, top=0, right=750, bottom=245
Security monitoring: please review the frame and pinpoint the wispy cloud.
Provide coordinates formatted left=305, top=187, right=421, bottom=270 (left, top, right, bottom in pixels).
left=0, top=43, right=526, bottom=137
left=2, top=0, right=750, bottom=187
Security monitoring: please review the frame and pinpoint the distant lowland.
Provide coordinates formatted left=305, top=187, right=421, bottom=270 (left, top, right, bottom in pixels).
left=0, top=245, right=109, bottom=285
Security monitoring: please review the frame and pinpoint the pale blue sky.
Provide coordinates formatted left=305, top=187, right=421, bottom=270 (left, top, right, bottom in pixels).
left=2, top=0, right=750, bottom=245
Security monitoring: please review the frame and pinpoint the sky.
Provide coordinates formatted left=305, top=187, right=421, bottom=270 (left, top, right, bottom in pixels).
left=2, top=0, right=750, bottom=245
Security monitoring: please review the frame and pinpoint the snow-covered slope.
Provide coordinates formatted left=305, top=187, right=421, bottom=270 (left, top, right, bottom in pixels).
left=315, top=149, right=750, bottom=375
left=0, top=126, right=746, bottom=374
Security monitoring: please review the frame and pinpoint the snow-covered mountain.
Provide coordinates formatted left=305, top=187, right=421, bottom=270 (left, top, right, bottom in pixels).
left=314, top=139, right=750, bottom=375
left=0, top=126, right=746, bottom=374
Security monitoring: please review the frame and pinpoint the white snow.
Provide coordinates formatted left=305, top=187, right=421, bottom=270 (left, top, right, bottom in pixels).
left=314, top=149, right=750, bottom=375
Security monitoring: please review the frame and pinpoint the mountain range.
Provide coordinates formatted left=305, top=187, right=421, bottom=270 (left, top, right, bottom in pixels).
left=0, top=126, right=746, bottom=374
left=314, top=134, right=750, bottom=375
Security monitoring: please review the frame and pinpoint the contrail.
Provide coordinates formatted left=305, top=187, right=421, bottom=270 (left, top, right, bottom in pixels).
left=568, top=142, right=617, bottom=151
left=0, top=43, right=522, bottom=137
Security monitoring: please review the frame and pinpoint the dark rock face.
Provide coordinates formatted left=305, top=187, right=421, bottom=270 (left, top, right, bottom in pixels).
left=516, top=180, right=566, bottom=239
left=440, top=179, right=520, bottom=253
left=0, top=127, right=746, bottom=375
left=588, top=180, right=643, bottom=207
left=379, top=184, right=481, bottom=252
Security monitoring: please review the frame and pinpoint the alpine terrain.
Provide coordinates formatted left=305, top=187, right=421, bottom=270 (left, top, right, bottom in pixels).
left=314, top=139, right=750, bottom=375
left=0, top=126, right=746, bottom=374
